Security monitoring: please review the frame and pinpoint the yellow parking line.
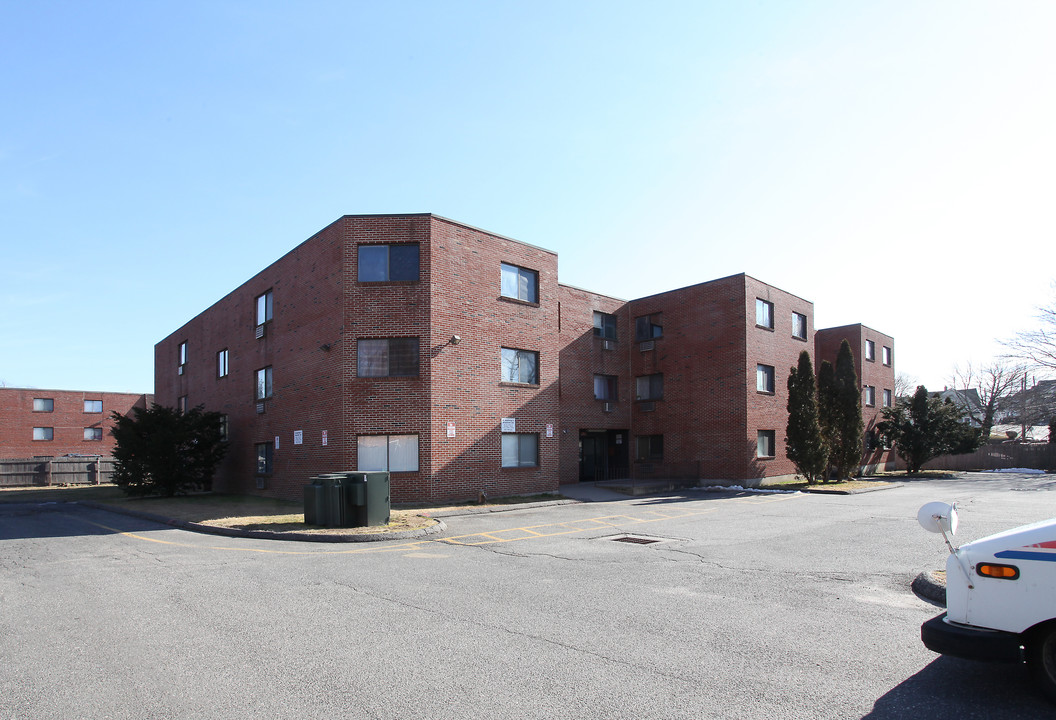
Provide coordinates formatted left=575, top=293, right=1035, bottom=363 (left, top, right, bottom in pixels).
left=74, top=491, right=801, bottom=554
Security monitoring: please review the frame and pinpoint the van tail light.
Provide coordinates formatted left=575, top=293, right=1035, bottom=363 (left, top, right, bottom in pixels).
left=976, top=563, right=1020, bottom=580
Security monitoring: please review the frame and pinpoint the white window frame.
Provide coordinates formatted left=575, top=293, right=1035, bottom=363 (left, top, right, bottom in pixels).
left=756, top=299, right=774, bottom=329
left=757, top=430, right=776, bottom=458
left=501, top=348, right=539, bottom=385
left=256, top=290, right=273, bottom=327
left=865, top=386, right=876, bottom=407
left=757, top=364, right=776, bottom=394
left=256, top=366, right=273, bottom=400
left=84, top=400, right=103, bottom=413
left=33, top=398, right=54, bottom=412
left=500, top=262, right=539, bottom=303
left=84, top=427, right=103, bottom=441
left=358, top=434, right=420, bottom=472
left=792, top=312, right=807, bottom=340
left=865, top=340, right=875, bottom=362
left=635, top=373, right=663, bottom=401
left=882, top=346, right=892, bottom=366
left=501, top=433, right=539, bottom=468
left=217, top=349, right=229, bottom=378
left=33, top=427, right=54, bottom=441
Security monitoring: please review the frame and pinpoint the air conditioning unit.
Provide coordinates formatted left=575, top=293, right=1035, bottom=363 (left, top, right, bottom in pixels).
left=639, top=401, right=656, bottom=412
left=177, top=365, right=184, bottom=375
left=255, top=324, right=266, bottom=339
left=639, top=340, right=655, bottom=352
left=256, top=477, right=265, bottom=489
left=603, top=402, right=615, bottom=413
left=256, top=401, right=266, bottom=414
left=602, top=340, right=615, bottom=351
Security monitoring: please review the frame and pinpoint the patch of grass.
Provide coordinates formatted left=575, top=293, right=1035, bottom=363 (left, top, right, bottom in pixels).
left=763, top=478, right=895, bottom=492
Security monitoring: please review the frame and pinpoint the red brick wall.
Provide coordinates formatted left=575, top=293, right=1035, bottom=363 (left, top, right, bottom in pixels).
left=156, top=217, right=347, bottom=499
left=814, top=323, right=897, bottom=470
left=743, top=276, right=815, bottom=481
left=426, top=217, right=560, bottom=502
left=155, top=214, right=562, bottom=504
left=0, top=388, right=151, bottom=459
left=557, top=284, right=630, bottom=483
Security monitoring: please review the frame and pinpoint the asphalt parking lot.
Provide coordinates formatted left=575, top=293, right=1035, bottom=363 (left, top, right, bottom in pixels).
left=3, top=472, right=1056, bottom=719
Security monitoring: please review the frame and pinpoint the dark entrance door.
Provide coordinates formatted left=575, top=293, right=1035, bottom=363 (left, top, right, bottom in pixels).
left=579, top=430, right=629, bottom=482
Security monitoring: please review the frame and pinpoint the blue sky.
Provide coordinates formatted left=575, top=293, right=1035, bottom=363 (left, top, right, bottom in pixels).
left=2, top=1, right=1054, bottom=394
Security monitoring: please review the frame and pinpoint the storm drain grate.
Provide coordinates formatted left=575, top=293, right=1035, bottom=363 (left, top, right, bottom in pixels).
left=611, top=535, right=662, bottom=545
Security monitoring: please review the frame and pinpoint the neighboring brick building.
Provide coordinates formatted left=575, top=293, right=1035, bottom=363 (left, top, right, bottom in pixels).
left=815, top=324, right=897, bottom=473
left=0, top=387, right=152, bottom=459
left=156, top=214, right=894, bottom=503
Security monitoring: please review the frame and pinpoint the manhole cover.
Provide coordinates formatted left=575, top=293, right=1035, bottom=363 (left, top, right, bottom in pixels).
left=611, top=535, right=662, bottom=545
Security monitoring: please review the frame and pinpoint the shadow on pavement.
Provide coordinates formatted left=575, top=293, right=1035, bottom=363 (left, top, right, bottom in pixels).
left=862, top=656, right=1053, bottom=719
left=0, top=502, right=171, bottom=541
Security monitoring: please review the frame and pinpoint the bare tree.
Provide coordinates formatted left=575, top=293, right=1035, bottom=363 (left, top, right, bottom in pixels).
left=950, top=360, right=1026, bottom=439
left=894, top=372, right=917, bottom=399
left=1004, top=289, right=1056, bottom=374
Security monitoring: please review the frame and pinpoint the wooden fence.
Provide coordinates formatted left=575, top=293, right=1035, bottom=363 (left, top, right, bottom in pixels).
left=905, top=443, right=1056, bottom=473
left=0, top=456, right=115, bottom=487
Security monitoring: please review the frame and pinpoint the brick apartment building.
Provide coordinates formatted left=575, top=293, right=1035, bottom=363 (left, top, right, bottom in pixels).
left=156, top=214, right=895, bottom=504
left=815, top=324, right=897, bottom=473
left=0, top=388, right=152, bottom=459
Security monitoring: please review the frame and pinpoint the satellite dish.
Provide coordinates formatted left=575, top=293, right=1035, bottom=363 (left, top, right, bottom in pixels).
left=917, top=501, right=958, bottom=536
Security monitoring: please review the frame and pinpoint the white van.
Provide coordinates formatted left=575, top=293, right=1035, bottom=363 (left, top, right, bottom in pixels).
left=917, top=501, right=1056, bottom=702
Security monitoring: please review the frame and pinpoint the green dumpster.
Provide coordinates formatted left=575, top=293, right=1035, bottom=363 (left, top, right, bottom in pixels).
left=303, top=476, right=327, bottom=526
left=343, top=471, right=390, bottom=527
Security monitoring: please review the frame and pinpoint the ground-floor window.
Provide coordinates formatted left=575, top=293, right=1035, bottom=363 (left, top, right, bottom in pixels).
left=634, top=434, right=663, bottom=462
left=501, top=433, right=538, bottom=468
left=757, top=430, right=776, bottom=458
left=256, top=442, right=274, bottom=474
left=358, top=434, right=419, bottom=472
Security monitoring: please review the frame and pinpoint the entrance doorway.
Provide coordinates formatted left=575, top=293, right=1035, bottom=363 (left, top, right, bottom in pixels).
left=579, top=429, right=629, bottom=482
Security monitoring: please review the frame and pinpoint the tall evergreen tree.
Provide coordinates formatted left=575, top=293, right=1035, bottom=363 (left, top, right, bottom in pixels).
left=829, top=339, right=865, bottom=480
left=785, top=351, right=828, bottom=484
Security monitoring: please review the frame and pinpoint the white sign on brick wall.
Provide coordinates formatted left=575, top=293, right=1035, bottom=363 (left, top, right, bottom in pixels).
left=500, top=417, right=516, bottom=432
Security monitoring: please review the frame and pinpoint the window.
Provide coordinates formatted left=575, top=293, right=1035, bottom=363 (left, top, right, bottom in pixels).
left=84, top=400, right=103, bottom=413
left=792, top=312, right=807, bottom=340
left=865, top=340, right=875, bottom=362
left=256, top=290, right=273, bottom=327
left=358, top=244, right=420, bottom=282
left=33, top=398, right=53, bottom=412
left=634, top=313, right=663, bottom=342
left=883, top=346, right=892, bottom=367
left=635, top=373, right=663, bottom=401
left=757, top=430, right=776, bottom=458
left=883, top=389, right=893, bottom=408
left=178, top=341, right=187, bottom=368
left=593, top=311, right=617, bottom=340
left=33, top=427, right=54, bottom=441
left=217, top=349, right=229, bottom=378
left=635, top=435, right=664, bottom=462
left=256, top=367, right=273, bottom=400
left=757, top=364, right=776, bottom=394
left=178, top=395, right=188, bottom=413
left=865, top=386, right=876, bottom=407
left=84, top=427, right=103, bottom=441
left=358, top=434, right=420, bottom=472
left=500, top=262, right=538, bottom=303
left=756, top=299, right=774, bottom=329
left=357, top=338, right=420, bottom=377
left=219, top=415, right=229, bottom=441
left=501, top=433, right=539, bottom=468
left=501, top=348, right=539, bottom=384
left=593, top=374, right=618, bottom=401
left=256, top=442, right=274, bottom=474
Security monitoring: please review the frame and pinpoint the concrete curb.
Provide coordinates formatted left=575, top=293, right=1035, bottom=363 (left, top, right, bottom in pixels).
left=912, top=569, right=947, bottom=606
left=422, top=498, right=581, bottom=517
left=76, top=500, right=447, bottom=543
